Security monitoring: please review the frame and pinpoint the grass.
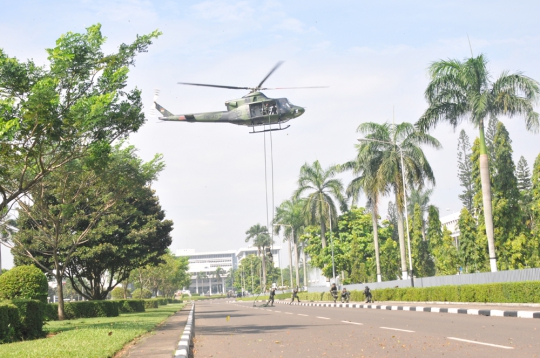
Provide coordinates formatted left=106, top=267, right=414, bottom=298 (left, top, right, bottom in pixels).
left=0, top=303, right=185, bottom=358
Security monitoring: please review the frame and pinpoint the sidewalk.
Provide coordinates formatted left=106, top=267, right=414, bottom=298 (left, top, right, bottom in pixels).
left=118, top=306, right=190, bottom=358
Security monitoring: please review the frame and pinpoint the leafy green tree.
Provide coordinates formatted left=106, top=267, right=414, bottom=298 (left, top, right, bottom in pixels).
left=64, top=185, right=172, bottom=300
left=491, top=121, right=522, bottom=269
left=294, top=160, right=346, bottom=250
left=233, top=254, right=261, bottom=294
left=386, top=202, right=399, bottom=242
left=410, top=204, right=435, bottom=277
left=457, top=130, right=474, bottom=212
left=426, top=205, right=442, bottom=247
left=245, top=224, right=273, bottom=290
left=357, top=121, right=441, bottom=279
left=379, top=231, right=401, bottom=280
left=457, top=208, right=486, bottom=273
left=407, top=187, right=433, bottom=240
left=433, top=227, right=459, bottom=275
left=516, top=156, right=533, bottom=230
left=418, top=54, right=540, bottom=272
left=0, top=24, right=160, bottom=219
left=529, top=154, right=540, bottom=264
left=486, top=117, right=499, bottom=166
left=11, top=145, right=160, bottom=319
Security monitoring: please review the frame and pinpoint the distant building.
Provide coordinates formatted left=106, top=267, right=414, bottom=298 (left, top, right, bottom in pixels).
left=440, top=212, right=461, bottom=246
left=176, top=246, right=282, bottom=294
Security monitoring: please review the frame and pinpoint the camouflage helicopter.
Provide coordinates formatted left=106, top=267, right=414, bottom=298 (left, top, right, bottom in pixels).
left=154, top=62, right=326, bottom=133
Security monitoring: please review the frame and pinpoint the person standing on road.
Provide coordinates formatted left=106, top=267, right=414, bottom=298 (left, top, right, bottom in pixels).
left=267, top=287, right=276, bottom=306
left=330, top=283, right=338, bottom=303
left=290, top=287, right=300, bottom=304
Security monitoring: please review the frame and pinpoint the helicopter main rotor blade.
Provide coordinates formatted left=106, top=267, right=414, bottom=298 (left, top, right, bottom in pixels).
left=256, top=61, right=284, bottom=90
left=261, top=86, right=329, bottom=90
left=178, top=82, right=251, bottom=90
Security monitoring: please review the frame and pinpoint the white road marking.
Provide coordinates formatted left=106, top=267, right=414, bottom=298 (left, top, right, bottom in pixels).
left=342, top=321, right=363, bottom=325
left=298, top=314, right=308, bottom=316
left=447, top=337, right=514, bottom=349
left=380, top=327, right=414, bottom=333
left=274, top=310, right=281, bottom=313
left=284, top=312, right=293, bottom=315
left=317, top=316, right=330, bottom=320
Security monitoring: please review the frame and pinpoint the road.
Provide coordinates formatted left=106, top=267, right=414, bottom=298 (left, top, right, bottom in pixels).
left=193, top=299, right=540, bottom=357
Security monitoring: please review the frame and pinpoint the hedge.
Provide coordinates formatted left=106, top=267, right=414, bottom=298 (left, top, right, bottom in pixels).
left=116, top=299, right=145, bottom=313
left=295, top=281, right=540, bottom=304
left=143, top=299, right=158, bottom=309
left=47, top=301, right=119, bottom=319
left=0, top=299, right=45, bottom=343
left=0, top=302, right=19, bottom=343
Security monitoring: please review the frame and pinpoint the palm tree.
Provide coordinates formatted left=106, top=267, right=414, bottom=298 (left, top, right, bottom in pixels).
left=417, top=54, right=539, bottom=272
left=245, top=224, right=273, bottom=290
left=339, top=153, right=390, bottom=283
left=215, top=267, right=225, bottom=294
left=294, top=160, right=346, bottom=249
left=358, top=122, right=441, bottom=279
left=274, top=198, right=306, bottom=288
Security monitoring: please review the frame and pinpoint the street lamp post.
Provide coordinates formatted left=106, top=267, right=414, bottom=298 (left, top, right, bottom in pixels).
left=312, top=199, right=336, bottom=285
left=358, top=137, right=414, bottom=287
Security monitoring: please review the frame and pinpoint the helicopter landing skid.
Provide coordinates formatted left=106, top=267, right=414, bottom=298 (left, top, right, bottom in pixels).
left=250, top=125, right=290, bottom=134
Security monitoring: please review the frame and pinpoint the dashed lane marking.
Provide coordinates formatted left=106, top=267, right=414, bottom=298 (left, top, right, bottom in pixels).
left=447, top=337, right=514, bottom=349
left=317, top=316, right=330, bottom=320
left=380, top=327, right=414, bottom=333
left=298, top=314, right=308, bottom=316
left=274, top=310, right=281, bottom=312
left=284, top=312, right=293, bottom=315
left=342, top=321, right=363, bottom=325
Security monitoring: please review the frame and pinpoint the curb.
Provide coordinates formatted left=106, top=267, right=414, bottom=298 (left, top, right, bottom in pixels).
left=174, top=303, right=195, bottom=358
left=272, top=301, right=540, bottom=319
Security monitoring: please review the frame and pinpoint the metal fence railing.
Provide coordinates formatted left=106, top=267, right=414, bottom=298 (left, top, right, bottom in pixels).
left=307, top=267, right=540, bottom=293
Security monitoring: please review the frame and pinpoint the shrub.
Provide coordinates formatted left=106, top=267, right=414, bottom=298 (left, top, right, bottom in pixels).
left=10, top=299, right=45, bottom=340
left=157, top=298, right=168, bottom=305
left=111, top=287, right=128, bottom=300
left=43, top=303, right=59, bottom=321
left=0, top=302, right=19, bottom=343
left=143, top=299, right=158, bottom=309
left=63, top=301, right=119, bottom=319
left=0, top=265, right=48, bottom=303
left=116, top=300, right=145, bottom=313
left=132, top=288, right=153, bottom=299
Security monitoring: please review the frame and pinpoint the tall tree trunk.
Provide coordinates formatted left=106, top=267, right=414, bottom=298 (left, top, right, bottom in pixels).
left=371, top=209, right=382, bottom=283
left=288, top=237, right=294, bottom=287
left=294, top=241, right=300, bottom=288
left=479, top=124, right=497, bottom=272
left=396, top=192, right=408, bottom=280
left=320, top=219, right=327, bottom=248
left=302, top=248, right=307, bottom=288
left=56, top=272, right=66, bottom=320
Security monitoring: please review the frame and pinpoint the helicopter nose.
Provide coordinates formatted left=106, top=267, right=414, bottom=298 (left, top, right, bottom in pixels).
left=294, top=107, right=305, bottom=116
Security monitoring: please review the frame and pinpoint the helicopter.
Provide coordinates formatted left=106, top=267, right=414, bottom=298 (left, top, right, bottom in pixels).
left=154, top=62, right=326, bottom=133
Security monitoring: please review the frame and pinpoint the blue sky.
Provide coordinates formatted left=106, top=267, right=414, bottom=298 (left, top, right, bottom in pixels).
left=2, top=0, right=540, bottom=268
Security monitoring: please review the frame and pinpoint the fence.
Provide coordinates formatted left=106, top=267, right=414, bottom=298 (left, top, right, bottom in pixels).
left=307, top=267, right=540, bottom=293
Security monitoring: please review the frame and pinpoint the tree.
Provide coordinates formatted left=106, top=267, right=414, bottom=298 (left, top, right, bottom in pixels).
left=457, top=208, right=486, bottom=273
left=0, top=24, right=160, bottom=220
left=357, top=121, right=441, bottom=279
left=386, top=202, right=399, bottom=242
left=457, top=130, right=474, bottom=212
left=418, top=54, right=540, bottom=272
left=486, top=116, right=499, bottom=165
left=339, top=144, right=391, bottom=282
left=517, top=156, right=532, bottom=192
left=294, top=160, right=346, bottom=249
left=530, top=154, right=540, bottom=264
left=491, top=122, right=522, bottom=269
left=407, top=187, right=433, bottom=240
left=433, top=227, right=459, bottom=275
left=10, top=145, right=161, bottom=319
left=410, top=203, right=435, bottom=277
left=274, top=198, right=306, bottom=288
left=245, top=224, right=273, bottom=291
left=215, top=267, right=225, bottom=294
left=64, top=186, right=172, bottom=300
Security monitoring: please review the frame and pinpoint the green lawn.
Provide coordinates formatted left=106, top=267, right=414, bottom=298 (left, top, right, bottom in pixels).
left=0, top=303, right=185, bottom=358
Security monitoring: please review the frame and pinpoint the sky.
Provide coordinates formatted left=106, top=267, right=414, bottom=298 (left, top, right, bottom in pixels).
left=1, top=0, right=540, bottom=268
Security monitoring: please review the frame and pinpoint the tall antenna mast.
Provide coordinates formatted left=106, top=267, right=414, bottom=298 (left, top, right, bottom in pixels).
left=467, top=34, right=474, bottom=57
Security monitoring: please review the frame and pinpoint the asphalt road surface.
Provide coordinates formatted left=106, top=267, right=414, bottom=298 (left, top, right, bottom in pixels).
left=193, top=299, right=540, bottom=357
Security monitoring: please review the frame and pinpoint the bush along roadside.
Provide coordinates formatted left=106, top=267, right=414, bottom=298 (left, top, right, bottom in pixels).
left=294, top=281, right=540, bottom=304
left=0, top=299, right=45, bottom=343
